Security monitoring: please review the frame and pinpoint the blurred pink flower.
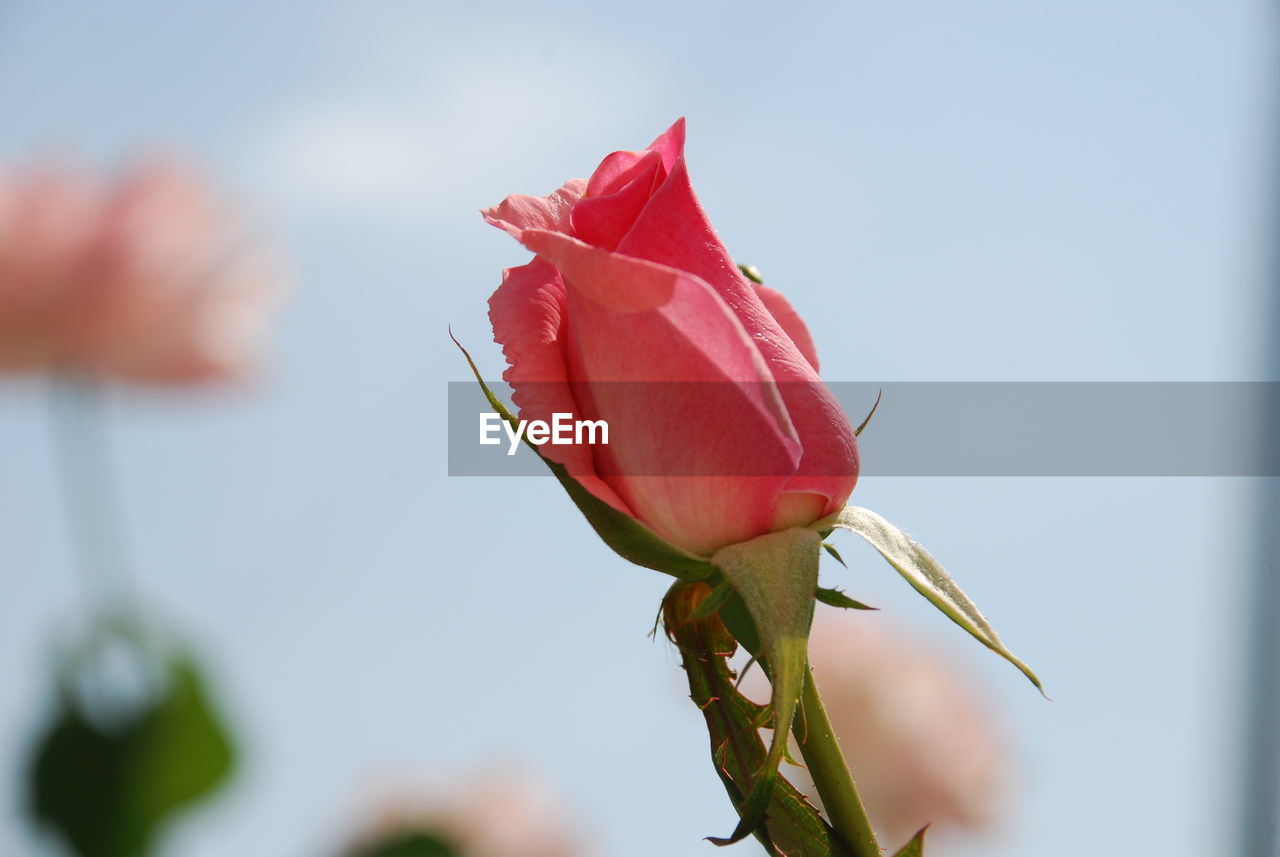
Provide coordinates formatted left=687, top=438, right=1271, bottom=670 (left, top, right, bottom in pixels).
left=747, top=610, right=1012, bottom=852
left=0, top=158, right=283, bottom=384
left=345, top=771, right=594, bottom=857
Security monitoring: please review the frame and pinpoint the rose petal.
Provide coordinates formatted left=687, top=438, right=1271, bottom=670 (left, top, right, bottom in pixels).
left=509, top=228, right=804, bottom=555
left=644, top=117, right=686, bottom=173
left=616, top=157, right=857, bottom=516
left=508, top=227, right=674, bottom=313
left=481, top=178, right=586, bottom=234
left=487, top=257, right=632, bottom=515
left=570, top=150, right=663, bottom=251
left=578, top=118, right=681, bottom=199
left=753, top=282, right=820, bottom=372
left=69, top=161, right=220, bottom=360
left=0, top=168, right=101, bottom=369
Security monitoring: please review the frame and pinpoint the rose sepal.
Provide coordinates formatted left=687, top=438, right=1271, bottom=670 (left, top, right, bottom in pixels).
left=703, top=527, right=822, bottom=845
left=816, top=505, right=1044, bottom=693
left=453, top=332, right=714, bottom=582
left=815, top=587, right=876, bottom=611
left=893, top=828, right=928, bottom=856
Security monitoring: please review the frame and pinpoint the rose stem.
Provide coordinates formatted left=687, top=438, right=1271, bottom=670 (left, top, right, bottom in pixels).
left=794, top=667, right=883, bottom=856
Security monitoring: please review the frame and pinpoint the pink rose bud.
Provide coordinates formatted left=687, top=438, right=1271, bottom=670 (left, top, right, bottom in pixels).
left=484, top=120, right=857, bottom=556
left=0, top=157, right=284, bottom=385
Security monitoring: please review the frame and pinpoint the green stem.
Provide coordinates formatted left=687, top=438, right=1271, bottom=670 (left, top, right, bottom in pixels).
left=794, top=667, right=882, bottom=856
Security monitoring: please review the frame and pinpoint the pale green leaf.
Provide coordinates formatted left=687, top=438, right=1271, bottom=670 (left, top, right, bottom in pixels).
left=820, top=506, right=1042, bottom=693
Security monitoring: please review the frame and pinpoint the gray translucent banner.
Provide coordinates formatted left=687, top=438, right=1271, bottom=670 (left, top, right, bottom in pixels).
left=447, top=382, right=1280, bottom=476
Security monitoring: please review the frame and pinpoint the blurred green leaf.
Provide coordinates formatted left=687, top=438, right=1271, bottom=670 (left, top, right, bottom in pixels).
left=819, top=506, right=1042, bottom=692
left=28, top=623, right=235, bottom=857
left=348, top=831, right=460, bottom=857
left=452, top=332, right=715, bottom=582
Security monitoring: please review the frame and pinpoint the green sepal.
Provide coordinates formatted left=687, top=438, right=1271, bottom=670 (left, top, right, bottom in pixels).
left=719, top=591, right=763, bottom=657
left=452, top=332, right=714, bottom=582
left=821, top=542, right=847, bottom=567
left=853, top=389, right=882, bottom=437
left=690, top=578, right=736, bottom=621
left=892, top=827, right=928, bottom=857
left=706, top=528, right=821, bottom=845
left=815, top=587, right=876, bottom=611
left=818, top=505, right=1043, bottom=693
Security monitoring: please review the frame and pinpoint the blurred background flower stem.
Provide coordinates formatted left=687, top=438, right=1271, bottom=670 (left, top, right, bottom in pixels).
left=48, top=378, right=135, bottom=611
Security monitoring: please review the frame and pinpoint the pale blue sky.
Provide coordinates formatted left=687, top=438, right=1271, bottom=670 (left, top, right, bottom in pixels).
left=0, top=2, right=1275, bottom=856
